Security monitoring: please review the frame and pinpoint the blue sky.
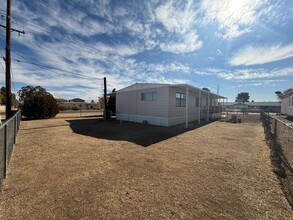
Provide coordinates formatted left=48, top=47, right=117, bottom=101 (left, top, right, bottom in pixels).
left=0, top=0, right=292, bottom=102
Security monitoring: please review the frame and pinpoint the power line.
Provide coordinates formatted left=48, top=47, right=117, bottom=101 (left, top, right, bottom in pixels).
left=0, top=58, right=5, bottom=73
left=10, top=62, right=16, bottom=92
left=8, top=56, right=103, bottom=81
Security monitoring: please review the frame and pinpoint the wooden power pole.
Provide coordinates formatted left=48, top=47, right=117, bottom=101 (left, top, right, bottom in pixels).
left=103, top=77, right=107, bottom=120
left=2, top=0, right=25, bottom=120
left=5, top=0, right=12, bottom=120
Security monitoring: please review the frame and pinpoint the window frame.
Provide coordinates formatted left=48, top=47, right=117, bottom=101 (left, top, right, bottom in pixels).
left=176, top=92, right=186, bottom=107
left=289, top=96, right=293, bottom=107
left=195, top=96, right=200, bottom=107
left=141, top=91, right=157, bottom=101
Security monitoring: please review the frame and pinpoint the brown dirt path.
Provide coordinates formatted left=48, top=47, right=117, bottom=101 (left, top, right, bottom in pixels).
left=0, top=115, right=292, bottom=219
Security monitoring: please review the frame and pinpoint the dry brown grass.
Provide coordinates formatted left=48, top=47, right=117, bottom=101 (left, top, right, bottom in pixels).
left=0, top=113, right=292, bottom=219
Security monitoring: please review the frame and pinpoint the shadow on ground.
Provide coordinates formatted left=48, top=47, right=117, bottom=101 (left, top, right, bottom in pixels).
left=66, top=117, right=213, bottom=147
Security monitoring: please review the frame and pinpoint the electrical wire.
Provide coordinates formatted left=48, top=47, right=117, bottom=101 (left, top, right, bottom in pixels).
left=10, top=63, right=16, bottom=92
left=8, top=55, right=103, bottom=81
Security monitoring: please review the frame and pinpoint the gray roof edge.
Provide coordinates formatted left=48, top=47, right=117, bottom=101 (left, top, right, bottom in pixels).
left=117, top=83, right=169, bottom=92
left=117, top=83, right=226, bottom=98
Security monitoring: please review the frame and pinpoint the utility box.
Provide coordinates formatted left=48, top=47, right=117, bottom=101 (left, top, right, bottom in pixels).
left=231, top=114, right=237, bottom=123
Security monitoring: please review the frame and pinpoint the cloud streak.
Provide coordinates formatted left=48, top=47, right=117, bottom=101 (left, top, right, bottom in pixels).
left=196, top=67, right=293, bottom=80
left=229, top=43, right=293, bottom=66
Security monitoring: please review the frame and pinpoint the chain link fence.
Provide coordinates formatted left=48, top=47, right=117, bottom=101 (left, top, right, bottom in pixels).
left=260, top=111, right=293, bottom=207
left=0, top=110, right=21, bottom=189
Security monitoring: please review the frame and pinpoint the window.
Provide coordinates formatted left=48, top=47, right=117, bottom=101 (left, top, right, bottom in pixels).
left=195, top=96, right=200, bottom=107
left=176, top=92, right=186, bottom=107
left=290, top=96, right=293, bottom=107
left=141, top=91, right=157, bottom=101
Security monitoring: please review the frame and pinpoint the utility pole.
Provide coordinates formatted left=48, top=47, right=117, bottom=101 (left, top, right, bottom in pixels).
left=103, top=77, right=107, bottom=120
left=5, top=0, right=12, bottom=120
left=217, top=84, right=219, bottom=95
left=2, top=0, right=25, bottom=120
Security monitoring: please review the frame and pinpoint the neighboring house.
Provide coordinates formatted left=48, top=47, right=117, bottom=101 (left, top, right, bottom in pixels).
left=116, top=83, right=226, bottom=127
left=59, top=98, right=92, bottom=109
left=69, top=98, right=85, bottom=103
left=280, top=89, right=293, bottom=116
left=224, top=102, right=281, bottom=113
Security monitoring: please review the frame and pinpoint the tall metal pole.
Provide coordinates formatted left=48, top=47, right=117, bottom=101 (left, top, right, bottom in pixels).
left=5, top=0, right=12, bottom=120
left=103, top=77, right=107, bottom=120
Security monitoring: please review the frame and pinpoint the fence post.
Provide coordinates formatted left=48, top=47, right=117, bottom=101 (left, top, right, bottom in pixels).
left=17, top=111, right=20, bottom=130
left=13, top=117, right=17, bottom=144
left=3, top=124, right=7, bottom=178
left=273, top=118, right=277, bottom=148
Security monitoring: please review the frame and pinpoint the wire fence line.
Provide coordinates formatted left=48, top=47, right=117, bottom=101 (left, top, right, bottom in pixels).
left=0, top=110, right=21, bottom=190
left=260, top=111, right=293, bottom=207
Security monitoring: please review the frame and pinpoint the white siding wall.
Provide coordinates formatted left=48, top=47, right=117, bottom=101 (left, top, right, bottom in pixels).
left=137, top=86, right=169, bottom=117
left=116, top=91, right=137, bottom=115
left=117, top=86, right=169, bottom=117
left=117, top=85, right=222, bottom=126
left=281, top=96, right=293, bottom=116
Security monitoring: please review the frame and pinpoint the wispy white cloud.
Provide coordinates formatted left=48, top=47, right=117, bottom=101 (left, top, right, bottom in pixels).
left=159, top=31, right=202, bottom=54
left=155, top=0, right=195, bottom=34
left=216, top=49, right=223, bottom=56
left=147, top=62, right=191, bottom=73
left=155, top=0, right=203, bottom=53
left=199, top=0, right=287, bottom=39
left=229, top=43, right=293, bottom=66
left=234, top=79, right=288, bottom=83
left=232, top=79, right=288, bottom=88
left=196, top=67, right=293, bottom=80
left=232, top=83, right=263, bottom=88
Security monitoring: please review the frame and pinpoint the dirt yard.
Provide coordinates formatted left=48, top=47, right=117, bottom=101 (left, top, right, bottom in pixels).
left=0, top=113, right=292, bottom=219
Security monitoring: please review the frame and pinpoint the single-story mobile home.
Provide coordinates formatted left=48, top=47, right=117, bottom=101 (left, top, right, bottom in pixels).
left=116, top=83, right=226, bottom=127
left=280, top=89, right=293, bottom=116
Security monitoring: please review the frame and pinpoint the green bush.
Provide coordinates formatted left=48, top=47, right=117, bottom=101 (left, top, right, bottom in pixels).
left=18, top=85, right=59, bottom=120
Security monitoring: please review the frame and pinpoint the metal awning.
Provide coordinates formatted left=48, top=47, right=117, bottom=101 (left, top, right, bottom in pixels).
left=170, top=84, right=226, bottom=99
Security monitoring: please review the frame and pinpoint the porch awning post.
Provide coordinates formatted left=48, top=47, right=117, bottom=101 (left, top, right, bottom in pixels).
left=214, top=97, right=216, bottom=116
